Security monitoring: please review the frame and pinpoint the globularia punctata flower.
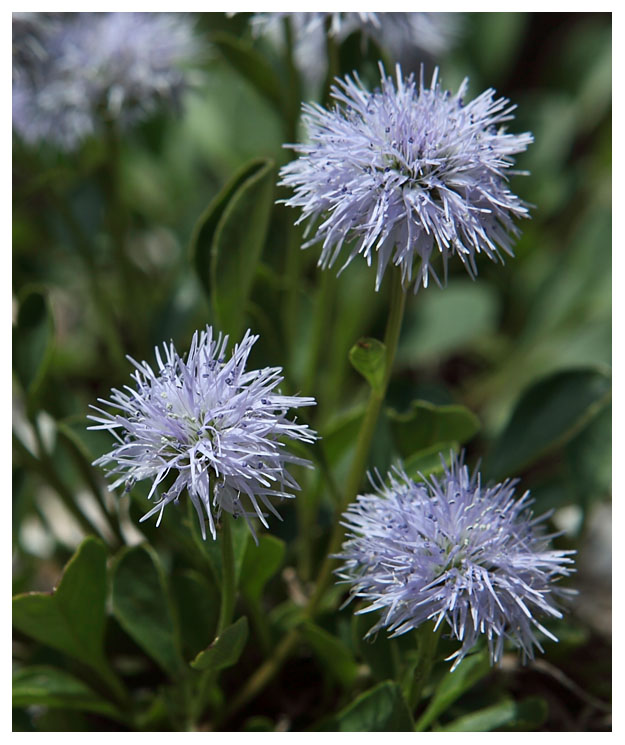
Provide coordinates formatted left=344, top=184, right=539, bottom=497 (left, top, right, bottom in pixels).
left=89, top=327, right=317, bottom=541
left=336, top=455, right=575, bottom=669
left=12, top=12, right=198, bottom=150
left=280, top=64, right=533, bottom=291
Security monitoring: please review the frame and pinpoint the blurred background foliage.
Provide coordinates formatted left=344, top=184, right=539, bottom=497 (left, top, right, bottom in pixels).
left=13, top=12, right=611, bottom=732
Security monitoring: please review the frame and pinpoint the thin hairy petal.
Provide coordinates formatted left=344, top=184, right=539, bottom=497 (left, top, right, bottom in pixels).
left=89, top=326, right=317, bottom=540
left=280, top=64, right=532, bottom=291
left=335, top=452, right=576, bottom=668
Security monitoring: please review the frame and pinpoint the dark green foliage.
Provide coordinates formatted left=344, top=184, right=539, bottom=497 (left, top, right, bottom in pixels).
left=319, top=681, right=414, bottom=732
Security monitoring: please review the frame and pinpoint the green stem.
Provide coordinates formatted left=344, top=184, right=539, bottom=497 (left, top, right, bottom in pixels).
left=409, top=622, right=443, bottom=714
left=216, top=514, right=236, bottom=636
left=307, top=267, right=406, bottom=614
left=214, top=269, right=408, bottom=727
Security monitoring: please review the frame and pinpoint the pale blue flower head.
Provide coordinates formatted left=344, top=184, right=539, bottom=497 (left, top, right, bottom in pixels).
left=280, top=64, right=533, bottom=291
left=12, top=12, right=198, bottom=150
left=89, top=328, right=317, bottom=541
left=336, top=454, right=575, bottom=669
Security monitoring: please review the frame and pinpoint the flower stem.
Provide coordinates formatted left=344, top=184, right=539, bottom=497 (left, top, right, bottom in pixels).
left=214, top=269, right=407, bottom=726
left=306, top=266, right=406, bottom=614
left=409, top=622, right=443, bottom=714
left=216, top=514, right=236, bottom=636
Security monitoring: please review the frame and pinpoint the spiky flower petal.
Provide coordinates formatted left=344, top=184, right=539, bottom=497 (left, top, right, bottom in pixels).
left=89, top=328, right=317, bottom=541
left=336, top=455, right=575, bottom=669
left=280, top=64, right=533, bottom=291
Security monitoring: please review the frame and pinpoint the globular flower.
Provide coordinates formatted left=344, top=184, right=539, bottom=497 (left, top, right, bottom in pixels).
left=12, top=12, right=199, bottom=150
left=336, top=455, right=575, bottom=669
left=280, top=64, right=533, bottom=291
left=88, top=328, right=317, bottom=541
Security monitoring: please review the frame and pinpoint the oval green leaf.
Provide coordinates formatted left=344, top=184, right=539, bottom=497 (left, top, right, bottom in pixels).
left=415, top=652, right=491, bottom=731
left=349, top=337, right=386, bottom=393
left=189, top=157, right=275, bottom=338
left=485, top=367, right=611, bottom=480
left=440, top=696, right=548, bottom=732
left=387, top=400, right=480, bottom=458
left=13, top=287, right=55, bottom=405
left=13, top=537, right=108, bottom=674
left=172, top=569, right=219, bottom=661
left=12, top=666, right=123, bottom=722
left=301, top=621, right=359, bottom=689
left=240, top=534, right=286, bottom=603
left=190, top=616, right=248, bottom=673
left=111, top=544, right=184, bottom=677
left=321, top=681, right=414, bottom=732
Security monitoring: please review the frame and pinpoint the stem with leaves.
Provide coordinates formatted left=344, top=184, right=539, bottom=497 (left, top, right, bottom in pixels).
left=307, top=266, right=407, bottom=613
left=216, top=268, right=408, bottom=725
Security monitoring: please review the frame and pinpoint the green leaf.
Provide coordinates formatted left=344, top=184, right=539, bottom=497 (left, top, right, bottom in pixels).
left=387, top=400, right=480, bottom=458
left=210, top=32, right=284, bottom=114
left=190, top=616, right=248, bottom=672
left=111, top=544, right=184, bottom=677
left=402, top=443, right=459, bottom=481
left=240, top=534, right=285, bottom=602
left=565, top=404, right=612, bottom=504
left=13, top=537, right=108, bottom=674
left=321, top=681, right=414, bottom=732
left=415, top=652, right=491, bottom=731
left=485, top=368, right=611, bottom=480
left=349, top=337, right=386, bottom=393
left=12, top=287, right=55, bottom=404
left=172, top=569, right=219, bottom=661
left=301, top=621, right=359, bottom=689
left=12, top=666, right=123, bottom=721
left=189, top=157, right=274, bottom=338
left=440, top=696, right=548, bottom=732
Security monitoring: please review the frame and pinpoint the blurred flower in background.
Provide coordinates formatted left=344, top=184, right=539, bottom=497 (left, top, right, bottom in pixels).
left=280, top=65, right=533, bottom=291
left=250, top=12, right=461, bottom=91
left=12, top=12, right=200, bottom=151
left=337, top=454, right=576, bottom=669
left=89, top=327, right=317, bottom=541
